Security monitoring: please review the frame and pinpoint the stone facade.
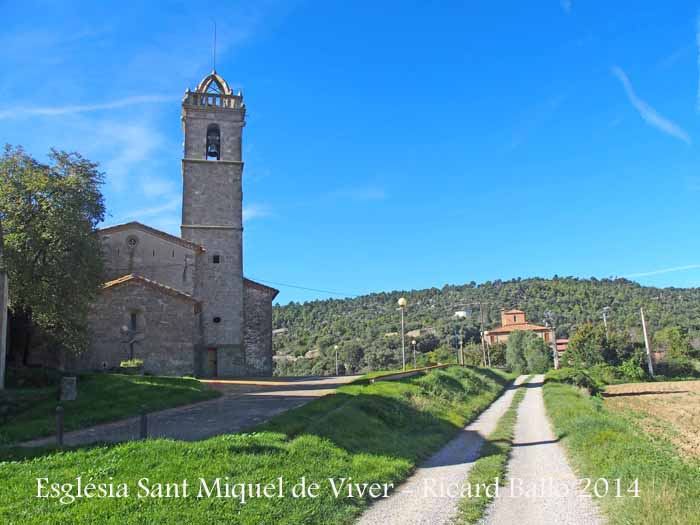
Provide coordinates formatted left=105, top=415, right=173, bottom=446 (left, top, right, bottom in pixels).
left=71, top=276, right=201, bottom=376
left=243, top=279, right=275, bottom=376
left=74, top=71, right=278, bottom=378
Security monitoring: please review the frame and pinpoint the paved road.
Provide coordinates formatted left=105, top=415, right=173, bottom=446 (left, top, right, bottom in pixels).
left=21, top=375, right=359, bottom=448
left=483, top=375, right=604, bottom=525
left=356, top=375, right=528, bottom=525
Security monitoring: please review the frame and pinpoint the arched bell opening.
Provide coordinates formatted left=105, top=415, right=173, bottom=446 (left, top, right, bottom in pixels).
left=206, top=123, right=221, bottom=160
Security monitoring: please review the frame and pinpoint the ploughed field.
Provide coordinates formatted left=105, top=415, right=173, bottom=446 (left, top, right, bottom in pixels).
left=603, top=380, right=700, bottom=460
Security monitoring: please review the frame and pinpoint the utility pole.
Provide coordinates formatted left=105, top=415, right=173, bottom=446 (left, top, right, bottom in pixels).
left=479, top=302, right=491, bottom=367
left=544, top=311, right=559, bottom=370
left=601, top=306, right=611, bottom=339
left=412, top=339, right=417, bottom=369
left=640, top=307, right=655, bottom=377
left=334, top=344, right=339, bottom=376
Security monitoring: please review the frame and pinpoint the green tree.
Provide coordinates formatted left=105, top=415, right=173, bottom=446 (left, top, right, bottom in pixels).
left=0, top=146, right=105, bottom=358
left=653, top=327, right=693, bottom=359
left=524, top=336, right=551, bottom=373
left=565, top=323, right=606, bottom=368
left=505, top=330, right=529, bottom=374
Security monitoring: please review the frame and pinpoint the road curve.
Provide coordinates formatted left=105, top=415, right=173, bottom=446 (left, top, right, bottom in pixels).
left=482, top=374, right=604, bottom=525
left=356, top=375, right=528, bottom=525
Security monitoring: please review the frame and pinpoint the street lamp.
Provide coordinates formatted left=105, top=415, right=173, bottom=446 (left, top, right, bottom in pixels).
left=334, top=344, right=339, bottom=376
left=411, top=339, right=417, bottom=369
left=398, top=297, right=407, bottom=370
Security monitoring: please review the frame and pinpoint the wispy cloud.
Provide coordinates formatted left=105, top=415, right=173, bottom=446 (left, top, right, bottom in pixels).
left=0, top=95, right=176, bottom=120
left=98, top=122, right=166, bottom=191
left=560, top=0, right=573, bottom=14
left=624, top=264, right=700, bottom=278
left=121, top=197, right=181, bottom=220
left=243, top=204, right=272, bottom=222
left=141, top=177, right=177, bottom=197
left=611, top=66, right=691, bottom=144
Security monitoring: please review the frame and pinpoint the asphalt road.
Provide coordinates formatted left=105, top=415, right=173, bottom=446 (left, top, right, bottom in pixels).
left=20, top=375, right=359, bottom=448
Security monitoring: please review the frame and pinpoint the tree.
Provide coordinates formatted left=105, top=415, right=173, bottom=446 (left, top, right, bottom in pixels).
left=654, top=327, right=693, bottom=359
left=505, top=330, right=529, bottom=374
left=0, top=146, right=105, bottom=359
left=524, top=336, right=551, bottom=373
left=565, top=323, right=606, bottom=368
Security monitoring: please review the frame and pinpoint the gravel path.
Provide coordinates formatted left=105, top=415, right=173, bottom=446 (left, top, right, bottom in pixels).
left=356, top=375, right=527, bottom=525
left=20, top=375, right=359, bottom=448
left=482, top=374, right=604, bottom=525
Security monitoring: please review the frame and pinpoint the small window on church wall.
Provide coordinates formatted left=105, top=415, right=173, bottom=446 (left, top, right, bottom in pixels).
left=212, top=255, right=221, bottom=264
left=206, top=124, right=221, bottom=160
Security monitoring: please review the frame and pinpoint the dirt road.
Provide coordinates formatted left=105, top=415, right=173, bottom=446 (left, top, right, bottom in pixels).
left=356, top=376, right=527, bottom=525
left=483, top=375, right=603, bottom=525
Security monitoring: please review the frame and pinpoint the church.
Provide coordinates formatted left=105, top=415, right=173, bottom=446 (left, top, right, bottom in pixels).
left=67, top=71, right=278, bottom=378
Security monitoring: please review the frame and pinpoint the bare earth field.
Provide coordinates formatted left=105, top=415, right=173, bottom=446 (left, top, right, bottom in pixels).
left=604, top=380, right=700, bottom=460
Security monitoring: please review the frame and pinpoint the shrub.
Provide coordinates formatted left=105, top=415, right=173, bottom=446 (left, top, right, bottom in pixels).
left=588, top=363, right=622, bottom=385
left=654, top=357, right=699, bottom=378
left=618, top=355, right=647, bottom=381
left=544, top=367, right=600, bottom=395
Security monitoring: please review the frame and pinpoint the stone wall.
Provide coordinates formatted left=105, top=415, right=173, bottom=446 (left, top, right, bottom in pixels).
left=243, top=281, right=274, bottom=376
left=73, top=280, right=201, bottom=376
left=99, top=226, right=198, bottom=294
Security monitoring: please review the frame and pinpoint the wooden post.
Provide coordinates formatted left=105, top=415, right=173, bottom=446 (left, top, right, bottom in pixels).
left=640, top=307, right=655, bottom=377
left=139, top=408, right=148, bottom=439
left=56, top=406, right=64, bottom=447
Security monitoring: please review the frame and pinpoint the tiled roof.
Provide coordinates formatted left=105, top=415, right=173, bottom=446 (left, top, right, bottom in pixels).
left=98, top=221, right=204, bottom=252
left=485, top=322, right=551, bottom=334
left=102, top=274, right=200, bottom=303
left=503, top=309, right=525, bottom=314
left=243, top=278, right=279, bottom=299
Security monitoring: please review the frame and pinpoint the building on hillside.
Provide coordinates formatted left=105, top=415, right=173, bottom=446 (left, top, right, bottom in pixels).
left=406, top=327, right=437, bottom=339
left=556, top=338, right=569, bottom=353
left=67, top=71, right=278, bottom=378
left=483, top=309, right=555, bottom=346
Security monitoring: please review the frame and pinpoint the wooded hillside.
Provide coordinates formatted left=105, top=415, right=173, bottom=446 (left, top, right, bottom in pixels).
left=272, top=277, right=700, bottom=375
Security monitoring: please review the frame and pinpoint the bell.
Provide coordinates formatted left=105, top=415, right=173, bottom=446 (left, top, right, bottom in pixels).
left=207, top=142, right=219, bottom=159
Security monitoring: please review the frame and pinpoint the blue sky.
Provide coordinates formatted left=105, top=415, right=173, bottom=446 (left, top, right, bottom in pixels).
left=2, top=1, right=700, bottom=303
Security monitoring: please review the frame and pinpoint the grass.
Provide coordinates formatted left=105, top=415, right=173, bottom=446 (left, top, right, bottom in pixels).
left=0, top=366, right=514, bottom=524
left=0, top=373, right=219, bottom=444
left=543, top=381, right=700, bottom=525
left=456, top=377, right=529, bottom=524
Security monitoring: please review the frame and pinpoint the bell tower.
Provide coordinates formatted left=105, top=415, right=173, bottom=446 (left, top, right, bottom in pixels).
left=181, top=71, right=246, bottom=376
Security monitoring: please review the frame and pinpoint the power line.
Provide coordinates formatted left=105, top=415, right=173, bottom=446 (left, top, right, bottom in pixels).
left=245, top=277, right=360, bottom=298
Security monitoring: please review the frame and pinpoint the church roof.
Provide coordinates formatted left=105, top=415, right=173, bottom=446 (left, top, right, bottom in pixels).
left=102, top=274, right=200, bottom=303
left=98, top=221, right=204, bottom=252
left=503, top=309, right=525, bottom=314
left=244, top=278, right=279, bottom=299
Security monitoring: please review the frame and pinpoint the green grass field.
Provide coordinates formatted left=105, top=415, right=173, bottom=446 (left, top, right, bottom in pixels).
left=543, top=381, right=700, bottom=525
left=0, top=373, right=219, bottom=444
left=456, top=378, right=529, bottom=524
left=0, top=366, right=514, bottom=524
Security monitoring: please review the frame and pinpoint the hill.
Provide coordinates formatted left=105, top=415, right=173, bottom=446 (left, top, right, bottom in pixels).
left=272, top=277, right=700, bottom=376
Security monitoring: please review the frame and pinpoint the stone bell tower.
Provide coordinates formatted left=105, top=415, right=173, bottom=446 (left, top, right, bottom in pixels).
left=181, top=71, right=246, bottom=376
